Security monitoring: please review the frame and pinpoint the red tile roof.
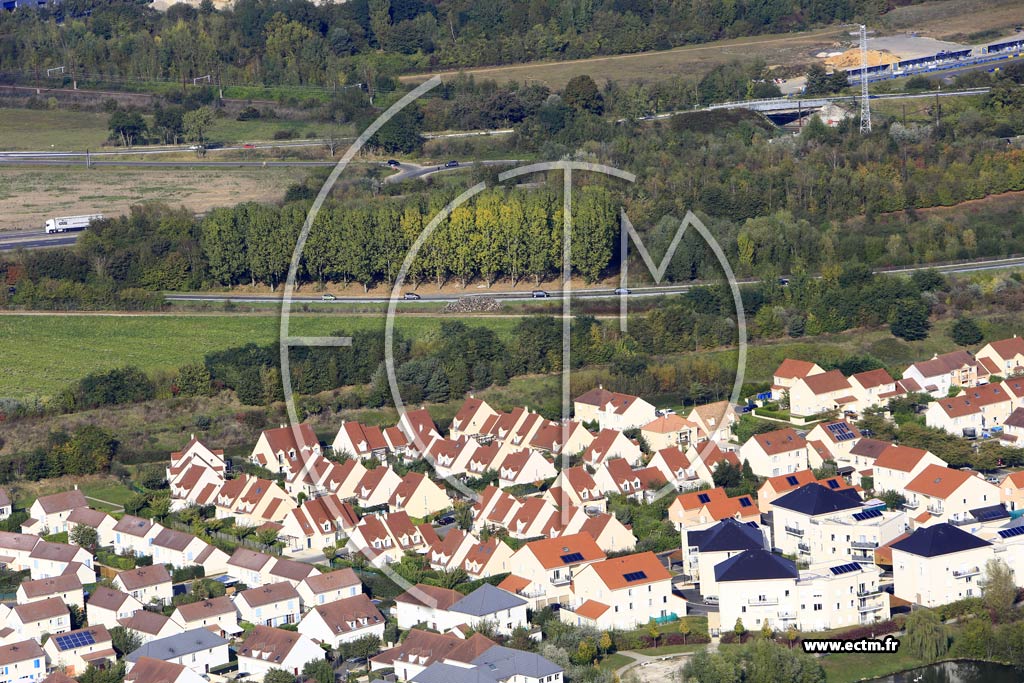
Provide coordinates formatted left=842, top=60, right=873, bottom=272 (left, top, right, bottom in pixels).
left=774, top=359, right=820, bottom=379
left=524, top=532, right=605, bottom=569
left=906, top=464, right=977, bottom=499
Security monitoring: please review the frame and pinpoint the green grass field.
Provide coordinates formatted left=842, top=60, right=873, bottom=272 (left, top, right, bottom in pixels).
left=596, top=653, right=634, bottom=672
left=0, top=313, right=522, bottom=400
left=818, top=642, right=926, bottom=683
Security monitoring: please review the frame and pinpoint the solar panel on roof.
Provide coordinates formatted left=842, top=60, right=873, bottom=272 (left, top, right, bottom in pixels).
left=827, top=479, right=840, bottom=489
left=786, top=475, right=799, bottom=486
left=560, top=552, right=584, bottom=563
left=852, top=509, right=882, bottom=521
left=623, top=571, right=647, bottom=582
left=739, top=497, right=752, bottom=507
left=55, top=631, right=96, bottom=650
left=829, top=563, right=862, bottom=576
left=973, top=506, right=1008, bottom=522
left=746, top=521, right=759, bottom=528
left=827, top=422, right=857, bottom=442
left=697, top=493, right=711, bottom=504
left=998, top=526, right=1024, bottom=539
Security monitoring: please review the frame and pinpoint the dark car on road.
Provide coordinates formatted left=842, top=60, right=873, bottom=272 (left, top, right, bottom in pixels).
left=387, top=159, right=401, bottom=167
left=444, top=160, right=459, bottom=168
left=532, top=290, right=550, bottom=298
left=403, top=292, right=422, bottom=300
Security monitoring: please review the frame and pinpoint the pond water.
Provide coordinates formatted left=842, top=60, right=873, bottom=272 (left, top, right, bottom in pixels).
left=868, top=660, right=1019, bottom=683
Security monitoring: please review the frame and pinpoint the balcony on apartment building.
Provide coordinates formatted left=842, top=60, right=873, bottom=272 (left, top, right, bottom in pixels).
left=797, top=542, right=811, bottom=553
left=858, top=599, right=885, bottom=612
left=952, top=566, right=981, bottom=578
left=902, top=499, right=920, bottom=510
left=785, top=525, right=805, bottom=537
left=856, top=586, right=880, bottom=597
left=551, top=575, right=572, bottom=586
left=926, top=504, right=945, bottom=516
left=850, top=540, right=879, bottom=550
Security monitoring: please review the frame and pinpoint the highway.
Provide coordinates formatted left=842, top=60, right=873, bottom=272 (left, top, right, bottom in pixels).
left=157, top=256, right=1024, bottom=305
left=0, top=230, right=79, bottom=251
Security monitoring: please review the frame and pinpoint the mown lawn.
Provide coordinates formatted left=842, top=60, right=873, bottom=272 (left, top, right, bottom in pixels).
left=0, top=313, right=522, bottom=400
left=597, top=653, right=634, bottom=672
left=635, top=643, right=705, bottom=656
left=79, top=480, right=137, bottom=506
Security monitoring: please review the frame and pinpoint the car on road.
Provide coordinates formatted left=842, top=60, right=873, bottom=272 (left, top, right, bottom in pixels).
left=532, top=290, right=550, bottom=298
left=613, top=287, right=632, bottom=295
left=321, top=293, right=337, bottom=301
left=403, top=292, right=422, bottom=300
left=243, top=143, right=256, bottom=149
left=444, top=160, right=460, bottom=168
left=435, top=515, right=456, bottom=526
left=188, top=145, right=200, bottom=150
left=387, top=159, right=401, bottom=167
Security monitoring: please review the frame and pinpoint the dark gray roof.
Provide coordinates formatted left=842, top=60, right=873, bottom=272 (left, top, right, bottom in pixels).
left=714, top=548, right=799, bottom=582
left=125, top=628, right=228, bottom=663
left=687, top=519, right=764, bottom=553
left=471, top=645, right=563, bottom=679
left=849, top=438, right=891, bottom=460
left=413, top=662, right=498, bottom=683
left=451, top=584, right=526, bottom=617
left=890, top=523, right=993, bottom=558
left=772, top=483, right=862, bottom=516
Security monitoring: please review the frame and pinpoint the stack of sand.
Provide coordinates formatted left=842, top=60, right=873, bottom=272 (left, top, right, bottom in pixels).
left=824, top=49, right=900, bottom=70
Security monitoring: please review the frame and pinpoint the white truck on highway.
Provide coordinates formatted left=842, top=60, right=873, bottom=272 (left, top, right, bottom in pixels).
left=44, top=214, right=104, bottom=234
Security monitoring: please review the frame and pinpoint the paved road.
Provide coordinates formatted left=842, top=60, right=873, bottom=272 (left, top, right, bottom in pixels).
left=0, top=230, right=79, bottom=251
left=383, top=159, right=523, bottom=184
left=156, top=255, right=1024, bottom=304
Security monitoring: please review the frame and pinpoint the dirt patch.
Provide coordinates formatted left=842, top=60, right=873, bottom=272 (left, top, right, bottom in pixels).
left=0, top=166, right=310, bottom=231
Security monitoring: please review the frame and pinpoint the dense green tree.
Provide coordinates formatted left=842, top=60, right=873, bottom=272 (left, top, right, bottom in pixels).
left=903, top=609, right=948, bottom=662
left=563, top=75, right=603, bottom=115
left=890, top=300, right=931, bottom=341
left=951, top=316, right=983, bottom=346
left=983, top=558, right=1017, bottom=623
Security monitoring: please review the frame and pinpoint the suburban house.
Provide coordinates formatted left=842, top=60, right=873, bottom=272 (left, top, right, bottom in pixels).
left=560, top=552, right=679, bottom=630
left=296, top=593, right=385, bottom=648
left=891, top=524, right=994, bottom=607
left=170, top=596, right=243, bottom=638
left=125, top=629, right=229, bottom=675
left=460, top=537, right=516, bottom=580
left=739, top=428, right=809, bottom=478
left=16, top=574, right=83, bottom=608
left=904, top=464, right=1002, bottom=530
left=925, top=383, right=1013, bottom=437
left=371, top=630, right=496, bottom=682
left=318, top=458, right=368, bottom=500
left=25, top=490, right=87, bottom=536
left=398, top=408, right=442, bottom=454
left=976, top=336, right=1024, bottom=377
left=804, top=420, right=862, bottom=465
left=497, top=449, right=558, bottom=489
left=641, top=415, right=698, bottom=452
left=682, top=518, right=766, bottom=600
left=667, top=487, right=758, bottom=531
left=581, top=429, right=643, bottom=468
left=0, top=640, right=45, bottom=683
left=393, top=583, right=527, bottom=636
left=903, top=350, right=981, bottom=398
left=124, top=657, right=207, bottom=683
left=226, top=549, right=276, bottom=587
left=529, top=419, right=593, bottom=458
left=449, top=397, right=500, bottom=440
left=388, top=472, right=451, bottom=518
left=331, top=421, right=388, bottom=461
left=111, top=515, right=161, bottom=557
left=27, top=541, right=94, bottom=582
left=354, top=466, right=404, bottom=508
left=572, top=388, right=657, bottom=431
left=548, top=467, right=606, bottom=511
left=789, top=370, right=854, bottom=418
left=394, top=584, right=463, bottom=630
left=4, top=597, right=69, bottom=643
left=756, top=470, right=816, bottom=513
left=771, top=358, right=825, bottom=400
left=647, top=446, right=702, bottom=492
left=42, top=626, right=115, bottom=676
left=410, top=646, right=564, bottom=683
left=297, top=568, right=363, bottom=609
left=686, top=401, right=737, bottom=442
left=998, top=471, right=1024, bottom=511
left=85, top=587, right=143, bottom=630
left=848, top=368, right=903, bottom=413
left=234, top=582, right=302, bottom=628
left=497, top=533, right=606, bottom=609
left=118, top=610, right=183, bottom=644
left=281, top=493, right=359, bottom=553
left=871, top=444, right=947, bottom=493
left=113, top=565, right=174, bottom=606
left=592, top=458, right=667, bottom=502
left=251, top=424, right=322, bottom=478
left=236, top=626, right=325, bottom=681
left=66, top=507, right=116, bottom=548
left=150, top=528, right=218, bottom=569
left=213, top=476, right=295, bottom=527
